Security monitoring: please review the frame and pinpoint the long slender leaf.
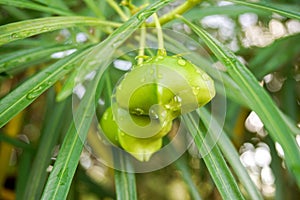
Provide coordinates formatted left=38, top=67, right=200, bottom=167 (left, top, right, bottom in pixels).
left=113, top=151, right=137, bottom=200
left=0, top=46, right=92, bottom=128
left=227, top=0, right=300, bottom=20
left=183, top=113, right=245, bottom=200
left=0, top=44, right=79, bottom=73
left=161, top=27, right=300, bottom=137
left=198, top=108, right=263, bottom=200
left=0, top=16, right=121, bottom=46
left=41, top=75, right=103, bottom=200
left=0, top=0, right=73, bottom=16
left=41, top=1, right=175, bottom=199
left=180, top=16, right=300, bottom=186
left=24, top=91, right=70, bottom=200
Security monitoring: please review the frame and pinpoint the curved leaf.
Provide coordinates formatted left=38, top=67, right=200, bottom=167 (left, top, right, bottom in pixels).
left=0, top=47, right=92, bottom=128
left=41, top=1, right=175, bottom=199
left=0, top=16, right=121, bottom=46
left=183, top=113, right=245, bottom=200
left=180, top=16, right=300, bottom=187
left=227, top=0, right=300, bottom=20
left=0, top=0, right=73, bottom=16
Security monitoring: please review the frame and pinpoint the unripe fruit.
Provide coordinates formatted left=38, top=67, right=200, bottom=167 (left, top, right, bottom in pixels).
left=100, top=55, right=215, bottom=162
left=115, top=55, right=215, bottom=121
left=100, top=106, right=172, bottom=161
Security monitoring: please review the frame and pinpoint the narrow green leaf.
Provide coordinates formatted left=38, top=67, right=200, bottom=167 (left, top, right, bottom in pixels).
left=198, top=109, right=263, bottom=200
left=0, top=47, right=93, bottom=128
left=0, top=16, right=121, bottom=46
left=0, top=0, right=73, bottom=16
left=40, top=78, right=102, bottom=200
left=113, top=151, right=137, bottom=200
left=16, top=148, right=32, bottom=199
left=41, top=1, right=175, bottom=199
left=183, top=113, right=245, bottom=200
left=180, top=17, right=300, bottom=186
left=24, top=91, right=71, bottom=200
left=0, top=44, right=79, bottom=73
left=227, top=0, right=300, bottom=20
left=0, top=133, right=33, bottom=151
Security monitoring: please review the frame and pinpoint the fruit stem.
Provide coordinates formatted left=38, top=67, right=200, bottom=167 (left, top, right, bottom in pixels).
left=137, top=24, right=146, bottom=65
left=106, top=0, right=129, bottom=21
left=147, top=0, right=202, bottom=27
left=153, top=13, right=165, bottom=55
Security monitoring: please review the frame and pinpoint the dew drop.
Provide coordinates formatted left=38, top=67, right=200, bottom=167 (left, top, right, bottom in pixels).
left=117, top=84, right=123, bottom=91
left=157, top=73, right=163, bottom=79
left=11, top=33, right=20, bottom=39
left=195, top=68, right=202, bottom=74
left=201, top=73, right=210, bottom=81
left=133, top=108, right=145, bottom=115
left=137, top=13, right=146, bottom=20
left=120, top=132, right=125, bottom=136
left=192, top=86, right=201, bottom=95
left=157, top=49, right=166, bottom=56
left=177, top=59, right=186, bottom=66
left=140, top=77, right=145, bottom=82
left=26, top=86, right=44, bottom=100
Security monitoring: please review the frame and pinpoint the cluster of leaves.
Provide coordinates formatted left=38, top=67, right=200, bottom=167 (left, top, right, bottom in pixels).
left=0, top=0, right=299, bottom=199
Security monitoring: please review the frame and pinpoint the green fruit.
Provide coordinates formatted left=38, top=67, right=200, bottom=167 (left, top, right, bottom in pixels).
left=118, top=132, right=163, bottom=162
left=115, top=55, right=215, bottom=120
left=100, top=106, right=172, bottom=161
left=100, top=54, right=215, bottom=162
left=100, top=107, right=119, bottom=146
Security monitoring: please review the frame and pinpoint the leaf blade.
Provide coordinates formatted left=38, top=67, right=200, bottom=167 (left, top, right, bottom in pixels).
left=183, top=113, right=245, bottom=200
left=180, top=16, right=300, bottom=186
left=0, top=47, right=92, bottom=128
left=227, top=0, right=300, bottom=20
left=0, top=16, right=121, bottom=46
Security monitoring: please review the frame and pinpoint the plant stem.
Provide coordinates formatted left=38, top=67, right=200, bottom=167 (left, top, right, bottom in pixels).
left=153, top=13, right=165, bottom=55
left=106, top=0, right=129, bottom=21
left=147, top=0, right=202, bottom=27
left=137, top=24, right=146, bottom=65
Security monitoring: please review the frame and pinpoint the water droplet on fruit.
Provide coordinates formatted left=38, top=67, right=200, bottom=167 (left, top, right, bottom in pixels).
left=117, top=84, right=122, bottom=91
left=192, top=86, right=201, bottom=95
left=195, top=68, right=202, bottom=74
left=133, top=108, right=145, bottom=115
left=157, top=49, right=166, bottom=56
left=174, top=95, right=182, bottom=103
left=177, top=59, right=186, bottom=66
left=201, top=73, right=210, bottom=81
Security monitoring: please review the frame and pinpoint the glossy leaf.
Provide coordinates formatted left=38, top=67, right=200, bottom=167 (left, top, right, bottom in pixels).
left=24, top=91, right=71, bottom=200
left=0, top=47, right=92, bottom=128
left=41, top=1, right=175, bottom=199
left=0, top=0, right=73, bottom=16
left=183, top=113, right=245, bottom=200
left=198, top=108, right=263, bottom=200
left=0, top=16, right=121, bottom=46
left=227, top=0, right=300, bottom=20
left=181, top=17, right=300, bottom=186
left=0, top=44, right=79, bottom=73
